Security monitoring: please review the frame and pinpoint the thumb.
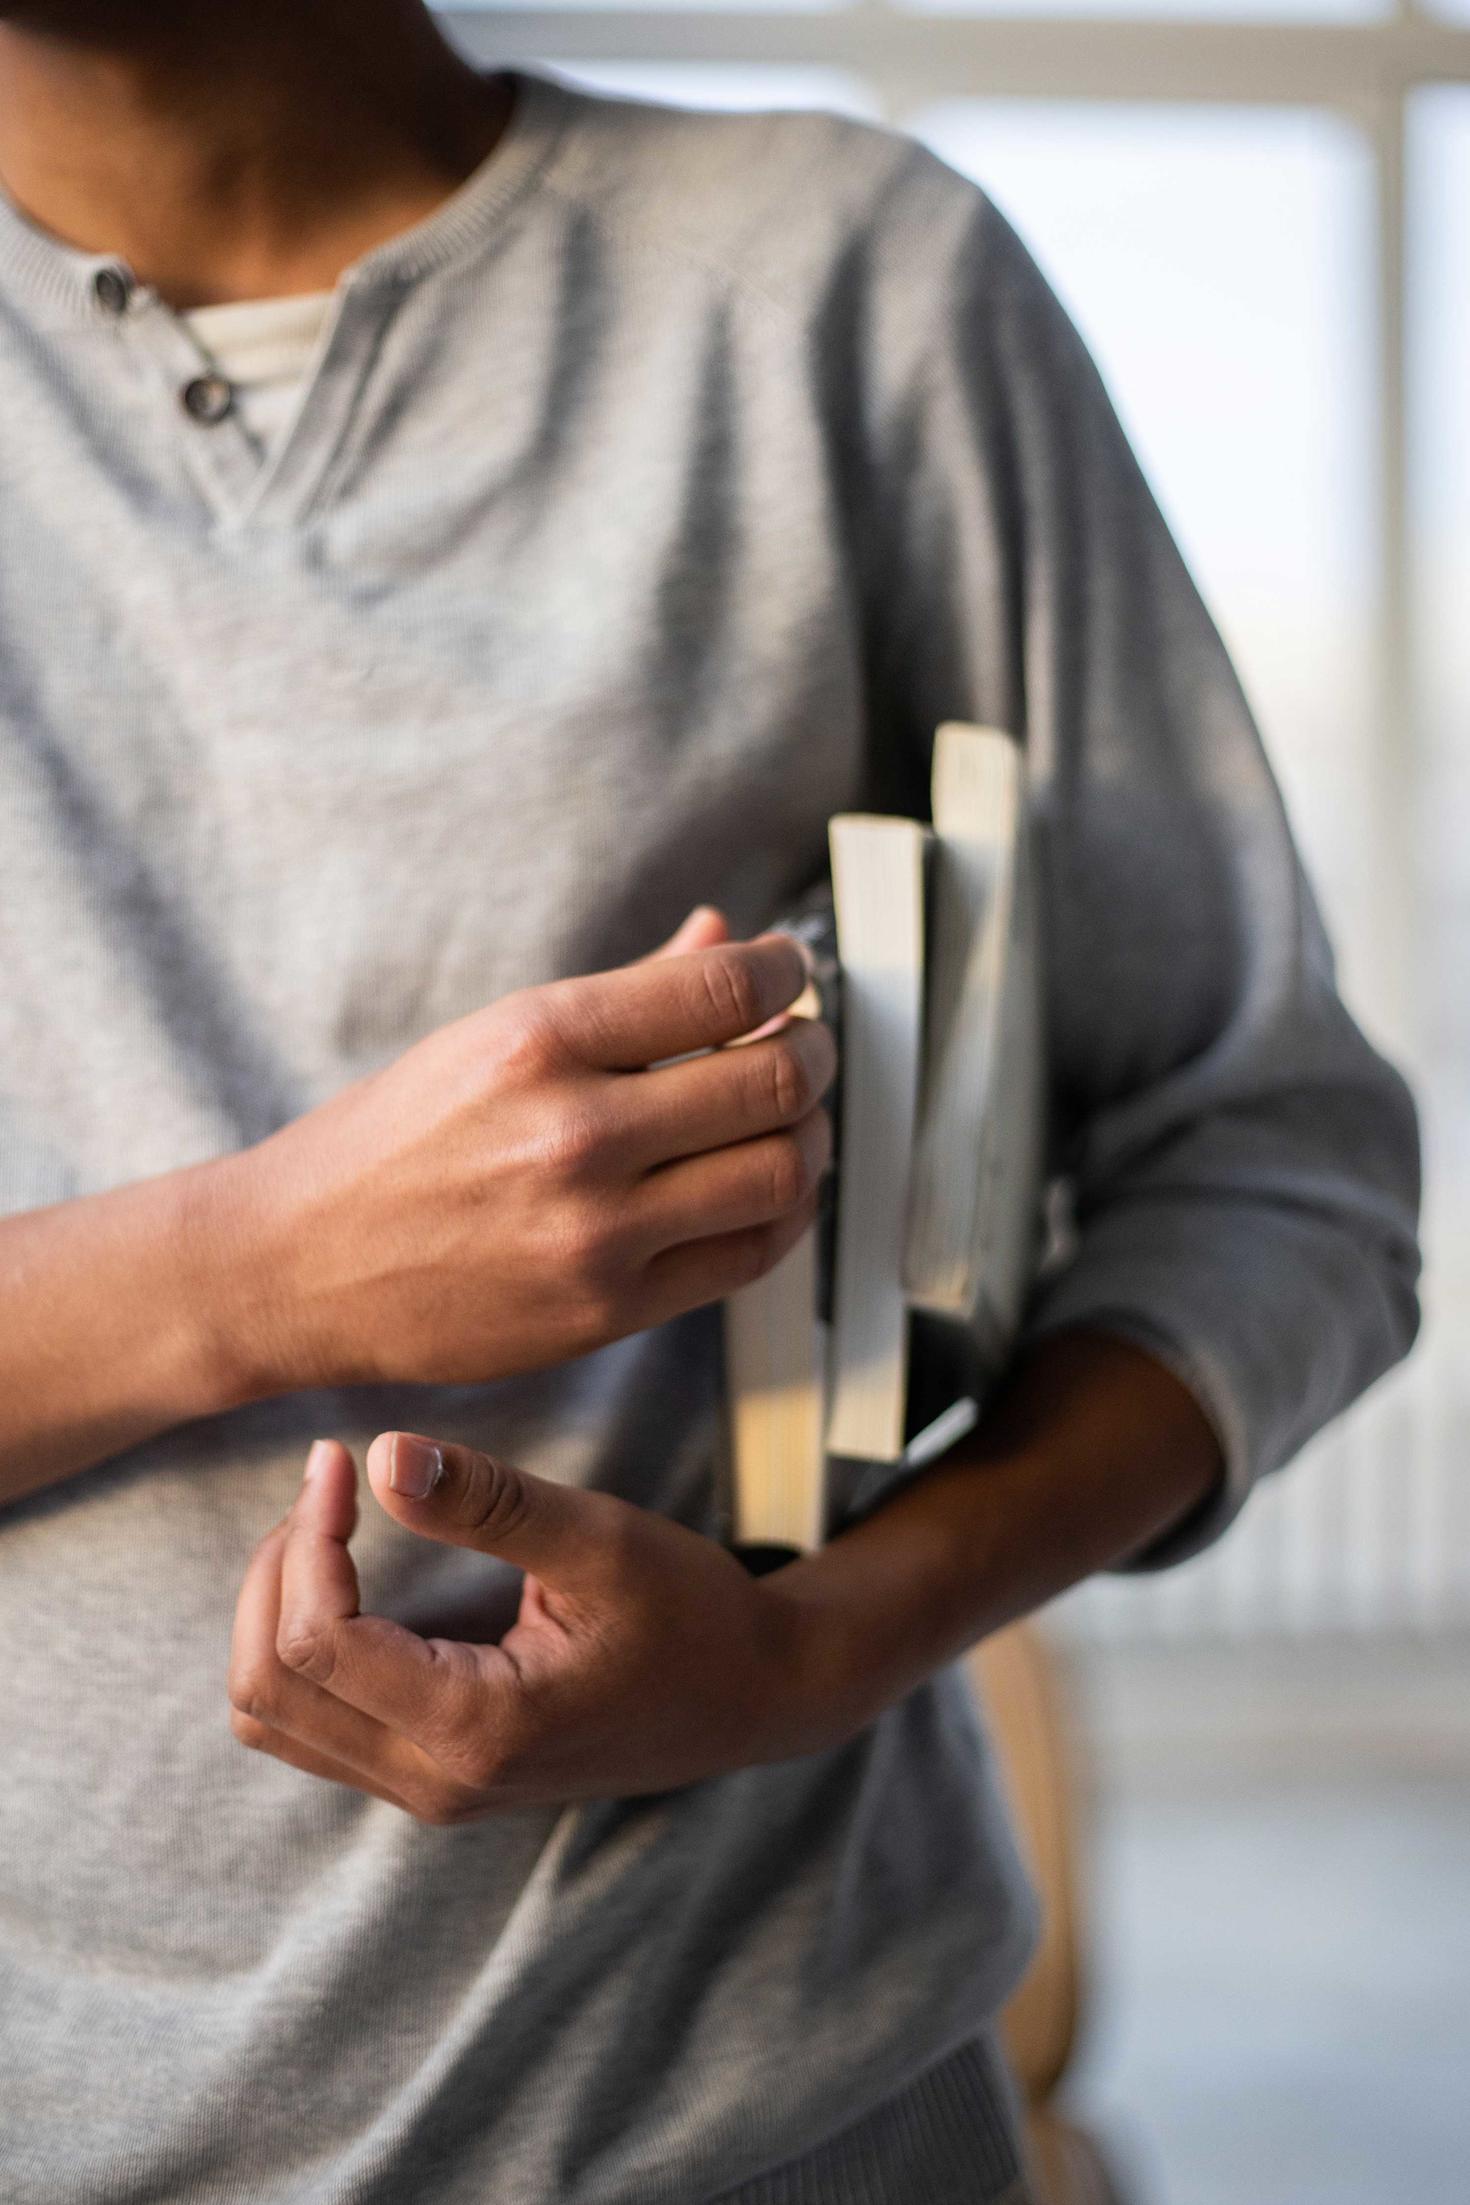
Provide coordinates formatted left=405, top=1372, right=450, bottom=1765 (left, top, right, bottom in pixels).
left=644, top=905, right=730, bottom=960
left=366, top=1431, right=620, bottom=1590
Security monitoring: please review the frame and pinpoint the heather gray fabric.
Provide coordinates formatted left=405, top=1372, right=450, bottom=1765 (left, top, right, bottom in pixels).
left=0, top=67, right=1419, bottom=2205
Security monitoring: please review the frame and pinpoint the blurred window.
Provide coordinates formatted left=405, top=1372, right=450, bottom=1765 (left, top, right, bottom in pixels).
left=1411, top=88, right=1470, bottom=1203
left=915, top=101, right=1383, bottom=1020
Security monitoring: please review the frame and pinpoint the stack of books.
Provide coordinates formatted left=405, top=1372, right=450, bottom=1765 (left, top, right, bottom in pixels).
left=724, top=722, right=1044, bottom=1566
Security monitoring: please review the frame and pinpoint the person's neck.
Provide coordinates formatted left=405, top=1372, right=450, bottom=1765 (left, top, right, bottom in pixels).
left=0, top=1, right=512, bottom=308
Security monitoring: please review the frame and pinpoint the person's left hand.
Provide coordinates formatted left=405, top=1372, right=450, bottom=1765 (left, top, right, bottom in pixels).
left=227, top=1433, right=865, bottom=1821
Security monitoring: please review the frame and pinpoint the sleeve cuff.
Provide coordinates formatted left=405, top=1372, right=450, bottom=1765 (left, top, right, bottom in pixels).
left=1013, top=1191, right=1418, bottom=1573
left=1021, top=1301, right=1250, bottom=1570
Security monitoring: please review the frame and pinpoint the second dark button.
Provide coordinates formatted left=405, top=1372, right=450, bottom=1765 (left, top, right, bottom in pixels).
left=181, top=374, right=234, bottom=426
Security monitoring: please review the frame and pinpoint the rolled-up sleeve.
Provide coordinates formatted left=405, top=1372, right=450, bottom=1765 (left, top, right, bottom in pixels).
left=857, top=157, right=1423, bottom=1564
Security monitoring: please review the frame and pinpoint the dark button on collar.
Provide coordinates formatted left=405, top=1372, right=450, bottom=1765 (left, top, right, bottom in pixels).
left=181, top=373, right=234, bottom=426
left=93, top=265, right=133, bottom=316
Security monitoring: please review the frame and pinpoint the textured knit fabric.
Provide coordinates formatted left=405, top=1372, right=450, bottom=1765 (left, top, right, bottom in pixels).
left=708, top=2034, right=1027, bottom=2205
left=183, top=291, right=335, bottom=453
left=0, top=66, right=1419, bottom=2205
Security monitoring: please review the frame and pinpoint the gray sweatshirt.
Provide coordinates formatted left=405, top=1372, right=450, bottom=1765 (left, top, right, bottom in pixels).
left=0, top=68, right=1419, bottom=2205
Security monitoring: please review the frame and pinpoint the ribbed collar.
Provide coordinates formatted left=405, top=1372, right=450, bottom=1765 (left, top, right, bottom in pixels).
left=0, top=66, right=573, bottom=330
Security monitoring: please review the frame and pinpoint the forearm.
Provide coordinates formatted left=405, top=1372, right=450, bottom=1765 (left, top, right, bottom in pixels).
left=0, top=1154, right=274, bottom=1507
left=770, top=1328, right=1223, bottom=1733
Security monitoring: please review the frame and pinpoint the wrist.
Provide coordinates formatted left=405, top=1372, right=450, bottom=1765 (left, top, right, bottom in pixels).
left=757, top=1559, right=907, bottom=1755
left=758, top=1329, right=1229, bottom=1755
left=753, top=1460, right=1034, bottom=1746
left=173, top=1147, right=313, bottom=1410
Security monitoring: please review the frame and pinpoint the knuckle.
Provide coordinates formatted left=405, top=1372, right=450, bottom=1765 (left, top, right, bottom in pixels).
left=425, top=1781, right=489, bottom=1834
left=765, top=1036, right=812, bottom=1121
left=536, top=1102, right=603, bottom=1181
left=228, top=1664, right=277, bottom=1727
left=449, top=1731, right=513, bottom=1794
left=765, top=1134, right=807, bottom=1215
left=537, top=1214, right=626, bottom=1344
left=411, top=1783, right=485, bottom=1829
left=454, top=1457, right=534, bottom=1551
left=492, top=995, right=564, bottom=1080
left=550, top=1214, right=602, bottom=1295
left=551, top=1201, right=624, bottom=1294
left=701, top=948, right=762, bottom=1037
left=275, top=1619, right=339, bottom=1688
left=229, top=1708, right=271, bottom=1752
left=725, top=1223, right=775, bottom=1294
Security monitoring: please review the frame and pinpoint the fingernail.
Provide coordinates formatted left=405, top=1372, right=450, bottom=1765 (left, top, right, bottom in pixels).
left=389, top=1434, right=443, bottom=1500
left=304, top=1438, right=335, bottom=1484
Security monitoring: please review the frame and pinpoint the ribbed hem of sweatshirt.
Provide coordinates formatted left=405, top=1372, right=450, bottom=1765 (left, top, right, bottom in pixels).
left=707, top=2035, right=1027, bottom=2205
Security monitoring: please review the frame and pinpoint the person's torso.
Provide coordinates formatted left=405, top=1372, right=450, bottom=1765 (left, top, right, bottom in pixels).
left=0, top=73, right=1035, bottom=2205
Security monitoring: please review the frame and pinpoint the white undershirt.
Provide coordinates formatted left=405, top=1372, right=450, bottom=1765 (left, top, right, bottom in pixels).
left=183, top=291, right=335, bottom=453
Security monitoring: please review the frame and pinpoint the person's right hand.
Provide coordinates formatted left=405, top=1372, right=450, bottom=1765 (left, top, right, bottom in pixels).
left=214, top=910, right=834, bottom=1397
